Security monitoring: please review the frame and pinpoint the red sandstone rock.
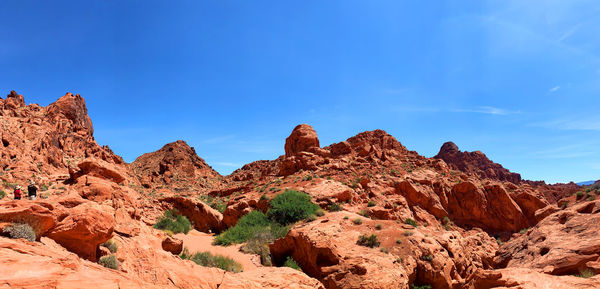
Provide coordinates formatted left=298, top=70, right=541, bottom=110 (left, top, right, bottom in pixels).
left=162, top=235, right=183, bottom=255
left=435, top=142, right=521, bottom=184
left=46, top=202, right=115, bottom=261
left=285, top=124, right=321, bottom=157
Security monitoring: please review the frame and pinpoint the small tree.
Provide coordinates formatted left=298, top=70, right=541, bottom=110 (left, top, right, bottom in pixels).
left=267, top=190, right=319, bottom=225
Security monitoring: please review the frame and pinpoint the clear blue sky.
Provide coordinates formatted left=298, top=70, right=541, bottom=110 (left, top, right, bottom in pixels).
left=1, top=1, right=599, bottom=183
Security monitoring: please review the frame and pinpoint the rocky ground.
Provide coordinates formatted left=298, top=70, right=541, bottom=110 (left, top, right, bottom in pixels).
left=0, top=91, right=598, bottom=288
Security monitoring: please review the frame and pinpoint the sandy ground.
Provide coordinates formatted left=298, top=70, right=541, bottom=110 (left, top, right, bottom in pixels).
left=175, top=230, right=260, bottom=271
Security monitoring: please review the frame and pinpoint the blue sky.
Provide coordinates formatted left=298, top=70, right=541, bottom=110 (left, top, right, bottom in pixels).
left=1, top=1, right=599, bottom=183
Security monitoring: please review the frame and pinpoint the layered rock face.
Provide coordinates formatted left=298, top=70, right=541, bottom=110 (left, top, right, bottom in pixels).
left=132, top=140, right=223, bottom=192
left=435, top=142, right=522, bottom=184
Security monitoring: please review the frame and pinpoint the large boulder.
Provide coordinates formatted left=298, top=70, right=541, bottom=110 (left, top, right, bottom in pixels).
left=46, top=203, right=115, bottom=261
left=284, top=124, right=320, bottom=157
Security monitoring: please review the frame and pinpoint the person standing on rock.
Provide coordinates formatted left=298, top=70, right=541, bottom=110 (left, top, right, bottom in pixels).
left=27, top=181, right=37, bottom=200
left=13, top=185, right=22, bottom=200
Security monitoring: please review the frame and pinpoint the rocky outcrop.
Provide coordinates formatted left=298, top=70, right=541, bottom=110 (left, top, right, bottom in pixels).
left=446, top=182, right=529, bottom=233
left=132, top=140, right=223, bottom=191
left=462, top=268, right=600, bottom=289
left=435, top=142, right=521, bottom=184
left=270, top=212, right=498, bottom=289
left=285, top=124, right=321, bottom=157
left=160, top=197, right=225, bottom=233
left=495, top=200, right=600, bottom=276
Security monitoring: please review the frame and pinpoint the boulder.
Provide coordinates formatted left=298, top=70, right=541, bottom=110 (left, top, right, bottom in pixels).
left=46, top=203, right=115, bottom=261
left=284, top=124, right=320, bottom=157
left=161, top=236, right=183, bottom=255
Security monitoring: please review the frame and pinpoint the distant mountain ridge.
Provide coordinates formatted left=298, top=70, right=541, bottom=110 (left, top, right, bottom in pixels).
left=576, top=180, right=598, bottom=186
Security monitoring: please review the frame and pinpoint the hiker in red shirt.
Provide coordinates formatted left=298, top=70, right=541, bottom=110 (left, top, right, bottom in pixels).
left=13, top=185, right=22, bottom=200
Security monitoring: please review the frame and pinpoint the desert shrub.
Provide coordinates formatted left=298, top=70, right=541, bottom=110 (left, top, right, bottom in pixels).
left=576, top=191, right=585, bottom=198
left=404, top=218, right=418, bottom=227
left=153, top=210, right=192, bottom=234
left=359, top=210, right=370, bottom=218
left=396, top=238, right=402, bottom=244
left=315, top=209, right=325, bottom=217
left=380, top=247, right=389, bottom=254
left=375, top=224, right=383, bottom=230
left=367, top=201, right=376, bottom=207
left=442, top=216, right=454, bottom=231
left=214, top=211, right=288, bottom=245
left=343, top=216, right=349, bottom=220
left=577, top=268, right=596, bottom=278
left=3, top=223, right=36, bottom=241
left=357, top=234, right=380, bottom=248
left=241, top=229, right=275, bottom=266
left=0, top=190, right=5, bottom=199
left=404, top=230, right=414, bottom=236
left=180, top=249, right=242, bottom=272
left=260, top=194, right=269, bottom=201
left=353, top=218, right=363, bottom=225
left=267, top=190, right=319, bottom=225
left=101, top=239, right=118, bottom=253
left=305, top=215, right=317, bottom=222
left=421, top=254, right=433, bottom=262
left=283, top=256, right=301, bottom=270
left=328, top=202, right=342, bottom=212
left=98, top=255, right=119, bottom=270
left=519, top=228, right=529, bottom=235
left=411, top=284, right=432, bottom=289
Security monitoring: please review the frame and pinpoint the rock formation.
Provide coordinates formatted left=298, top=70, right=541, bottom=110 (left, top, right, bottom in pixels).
left=435, top=141, right=522, bottom=183
left=0, top=91, right=596, bottom=289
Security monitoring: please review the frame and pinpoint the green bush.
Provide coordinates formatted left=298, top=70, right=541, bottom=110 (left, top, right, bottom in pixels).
left=353, top=218, right=363, bottom=225
left=3, top=223, right=36, bottom=241
left=411, top=284, right=432, bottom=289
left=0, top=190, right=5, bottom=199
left=421, top=254, right=433, bottom=262
left=367, top=201, right=376, bottom=207
left=180, top=249, right=242, bottom=272
left=404, top=218, right=418, bottom=227
left=283, top=256, right=301, bottom=270
left=214, top=211, right=288, bottom=246
left=380, top=247, right=389, bottom=254
left=576, top=191, right=585, bottom=198
left=328, top=203, right=342, bottom=212
left=98, top=255, right=119, bottom=270
left=375, top=224, right=383, bottom=230
left=101, top=239, right=118, bottom=253
left=396, top=238, right=402, bottom=244
left=267, top=190, right=319, bottom=225
left=153, top=210, right=192, bottom=234
left=357, top=234, right=380, bottom=248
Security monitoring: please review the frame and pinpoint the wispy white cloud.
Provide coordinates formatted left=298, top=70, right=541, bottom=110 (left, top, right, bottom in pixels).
left=392, top=106, right=519, bottom=115
left=549, top=86, right=561, bottom=93
left=558, top=23, right=582, bottom=42
left=533, top=118, right=600, bottom=131
left=451, top=106, right=521, bottom=115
